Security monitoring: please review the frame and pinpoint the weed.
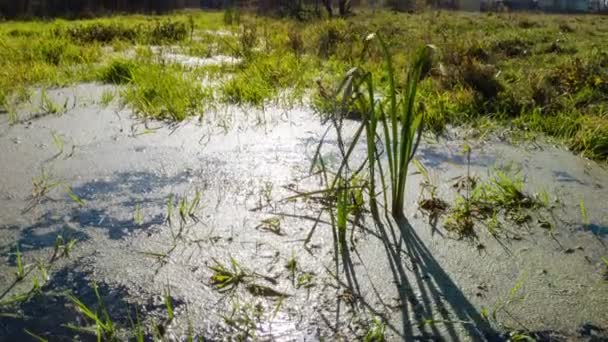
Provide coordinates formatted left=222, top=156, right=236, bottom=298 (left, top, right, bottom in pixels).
left=100, top=89, right=115, bottom=107
left=483, top=273, right=528, bottom=326
left=473, top=169, right=536, bottom=211
left=209, top=257, right=247, bottom=292
left=129, top=308, right=145, bottom=342
left=460, top=58, right=503, bottom=101
left=30, top=169, right=61, bottom=202
left=246, top=283, right=290, bottom=297
left=7, top=105, right=19, bottom=125
left=324, top=33, right=434, bottom=218
left=122, top=63, right=209, bottom=121
left=261, top=181, right=274, bottom=204
left=99, top=59, right=136, bottom=84
left=256, top=217, right=283, bottom=235
left=66, top=283, right=116, bottom=341
left=446, top=164, right=544, bottom=236
left=223, top=299, right=261, bottom=339
left=285, top=254, right=297, bottom=281
left=24, top=329, right=48, bottom=342
left=487, top=209, right=500, bottom=236
left=51, top=131, right=64, bottom=155
left=444, top=196, right=475, bottom=236
left=39, top=88, right=64, bottom=115
left=15, top=245, right=25, bottom=281
left=509, top=332, right=536, bottom=341
left=164, top=287, right=174, bottom=323
left=62, top=23, right=139, bottom=43
left=166, top=193, right=175, bottom=227
left=149, top=21, right=188, bottom=44
left=580, top=199, right=589, bottom=230
left=414, top=159, right=448, bottom=220
left=296, top=272, right=316, bottom=289
left=220, top=52, right=306, bottom=107
left=64, top=185, right=86, bottom=206
left=52, top=235, right=77, bottom=261
left=134, top=203, right=144, bottom=226
left=287, top=25, right=304, bottom=60
left=189, top=190, right=202, bottom=217
left=336, top=179, right=350, bottom=246
left=538, top=190, right=550, bottom=208
left=364, top=317, right=386, bottom=342
left=238, top=21, right=258, bottom=59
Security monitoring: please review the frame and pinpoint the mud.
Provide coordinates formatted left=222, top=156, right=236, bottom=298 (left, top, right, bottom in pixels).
left=0, top=84, right=607, bottom=341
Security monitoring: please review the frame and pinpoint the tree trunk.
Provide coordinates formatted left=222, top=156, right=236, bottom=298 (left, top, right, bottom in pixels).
left=322, top=0, right=333, bottom=16
left=338, top=0, right=350, bottom=15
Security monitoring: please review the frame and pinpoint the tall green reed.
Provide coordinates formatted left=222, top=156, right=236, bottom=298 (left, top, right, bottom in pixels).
left=328, top=33, right=434, bottom=218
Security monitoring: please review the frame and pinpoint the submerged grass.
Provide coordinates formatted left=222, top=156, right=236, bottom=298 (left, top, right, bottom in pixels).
left=445, top=163, right=546, bottom=237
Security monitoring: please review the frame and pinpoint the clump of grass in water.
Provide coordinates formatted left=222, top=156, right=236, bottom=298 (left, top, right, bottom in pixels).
left=15, top=245, right=25, bottom=281
left=98, top=59, right=136, bottom=85
left=256, top=217, right=283, bottom=235
left=100, top=89, right=115, bottom=107
left=285, top=253, right=297, bottom=283
left=445, top=160, right=547, bottom=237
left=39, top=88, right=66, bottom=115
left=364, top=317, right=386, bottom=342
left=209, top=257, right=248, bottom=292
left=31, top=169, right=61, bottom=202
left=321, top=33, right=434, bottom=218
left=65, top=283, right=116, bottom=340
left=414, top=158, right=448, bottom=222
left=122, top=63, right=210, bottom=121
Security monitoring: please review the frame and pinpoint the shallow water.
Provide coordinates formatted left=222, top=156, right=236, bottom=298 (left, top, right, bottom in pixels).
left=0, top=84, right=607, bottom=341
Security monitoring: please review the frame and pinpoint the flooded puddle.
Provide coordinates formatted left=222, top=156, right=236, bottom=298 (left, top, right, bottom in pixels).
left=0, top=84, right=607, bottom=341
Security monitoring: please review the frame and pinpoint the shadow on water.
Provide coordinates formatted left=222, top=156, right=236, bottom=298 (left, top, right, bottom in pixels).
left=394, top=214, right=496, bottom=340
left=322, top=200, right=498, bottom=340
left=1, top=206, right=165, bottom=260
left=71, top=170, right=197, bottom=201
left=552, top=171, right=587, bottom=185
left=417, top=145, right=496, bottom=169
left=585, top=223, right=608, bottom=238
left=2, top=170, right=193, bottom=257
left=0, top=265, right=182, bottom=341
left=335, top=205, right=499, bottom=341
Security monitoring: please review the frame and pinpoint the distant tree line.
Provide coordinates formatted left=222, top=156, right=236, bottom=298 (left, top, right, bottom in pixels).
left=0, top=0, right=199, bottom=18
left=0, top=0, right=425, bottom=19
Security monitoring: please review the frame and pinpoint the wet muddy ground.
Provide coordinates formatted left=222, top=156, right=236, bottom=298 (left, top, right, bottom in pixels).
left=0, top=82, right=607, bottom=341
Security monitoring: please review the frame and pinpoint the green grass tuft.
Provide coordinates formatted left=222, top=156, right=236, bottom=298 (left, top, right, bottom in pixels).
left=98, top=59, right=137, bottom=85
left=122, top=63, right=210, bottom=121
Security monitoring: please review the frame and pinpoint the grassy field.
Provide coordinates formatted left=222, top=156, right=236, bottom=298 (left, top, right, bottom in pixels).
left=0, top=10, right=606, bottom=161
